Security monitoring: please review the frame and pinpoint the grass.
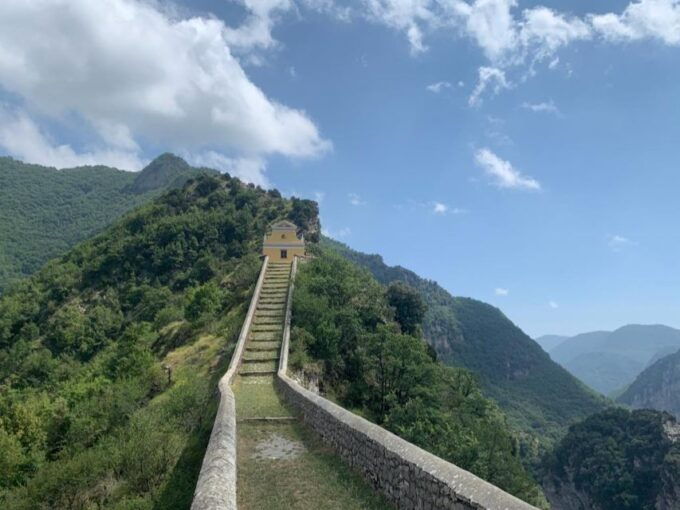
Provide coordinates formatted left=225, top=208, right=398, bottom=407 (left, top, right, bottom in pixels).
left=237, top=421, right=394, bottom=510
left=234, top=376, right=292, bottom=418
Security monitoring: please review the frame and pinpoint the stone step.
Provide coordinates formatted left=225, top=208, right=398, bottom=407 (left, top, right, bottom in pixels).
left=249, top=332, right=281, bottom=340
left=251, top=326, right=283, bottom=333
left=243, top=355, right=279, bottom=362
left=255, top=310, right=284, bottom=316
left=253, top=316, right=283, bottom=325
left=246, top=343, right=280, bottom=351
left=239, top=369, right=277, bottom=376
left=237, top=416, right=295, bottom=423
left=256, top=303, right=283, bottom=313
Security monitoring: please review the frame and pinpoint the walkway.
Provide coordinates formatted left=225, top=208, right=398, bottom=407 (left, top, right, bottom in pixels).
left=232, top=261, right=391, bottom=510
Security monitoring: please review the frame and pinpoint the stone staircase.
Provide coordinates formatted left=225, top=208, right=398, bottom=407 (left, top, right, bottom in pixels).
left=238, top=262, right=290, bottom=378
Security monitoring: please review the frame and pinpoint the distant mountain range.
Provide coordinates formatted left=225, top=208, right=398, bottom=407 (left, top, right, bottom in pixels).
left=536, top=325, right=680, bottom=396
left=0, top=154, right=213, bottom=293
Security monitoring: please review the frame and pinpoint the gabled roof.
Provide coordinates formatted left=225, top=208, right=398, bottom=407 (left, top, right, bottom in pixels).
left=269, top=220, right=298, bottom=230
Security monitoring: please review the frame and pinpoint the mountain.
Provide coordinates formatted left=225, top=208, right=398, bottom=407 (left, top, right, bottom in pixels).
left=0, top=154, right=212, bottom=293
left=290, top=245, right=548, bottom=507
left=534, top=334, right=568, bottom=352
left=548, top=325, right=680, bottom=395
left=542, top=408, right=680, bottom=510
left=0, top=172, right=318, bottom=509
left=323, top=238, right=606, bottom=447
left=618, top=348, right=680, bottom=418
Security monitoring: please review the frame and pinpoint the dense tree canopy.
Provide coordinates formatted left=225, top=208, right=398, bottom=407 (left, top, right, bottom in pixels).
left=543, top=408, right=680, bottom=510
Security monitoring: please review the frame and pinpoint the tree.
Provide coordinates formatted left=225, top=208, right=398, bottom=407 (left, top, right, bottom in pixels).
left=386, top=282, right=426, bottom=335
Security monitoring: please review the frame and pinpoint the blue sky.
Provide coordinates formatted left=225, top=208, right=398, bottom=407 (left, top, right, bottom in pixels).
left=0, top=0, right=679, bottom=336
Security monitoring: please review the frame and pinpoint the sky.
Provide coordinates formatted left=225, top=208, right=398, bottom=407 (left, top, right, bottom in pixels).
left=0, top=0, right=679, bottom=337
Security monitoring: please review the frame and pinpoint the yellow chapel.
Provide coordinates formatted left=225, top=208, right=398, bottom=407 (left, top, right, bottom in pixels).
left=262, top=220, right=305, bottom=263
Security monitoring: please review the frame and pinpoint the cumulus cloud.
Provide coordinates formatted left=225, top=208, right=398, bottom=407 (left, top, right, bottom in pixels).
left=187, top=151, right=270, bottom=188
left=0, top=105, right=144, bottom=170
left=474, top=148, right=541, bottom=190
left=223, top=0, right=292, bottom=52
left=0, top=0, right=329, bottom=170
left=354, top=0, right=679, bottom=101
left=590, top=0, right=680, bottom=45
left=521, top=100, right=560, bottom=115
left=495, top=287, right=509, bottom=296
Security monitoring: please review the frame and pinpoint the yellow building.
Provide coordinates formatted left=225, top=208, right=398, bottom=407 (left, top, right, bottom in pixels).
left=262, top=220, right=305, bottom=263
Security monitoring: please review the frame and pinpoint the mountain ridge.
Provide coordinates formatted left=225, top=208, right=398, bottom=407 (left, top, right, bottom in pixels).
left=0, top=154, right=213, bottom=293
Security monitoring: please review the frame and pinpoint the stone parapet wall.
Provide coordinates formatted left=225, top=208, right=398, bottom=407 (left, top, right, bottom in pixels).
left=191, top=257, right=269, bottom=510
left=277, top=258, right=538, bottom=510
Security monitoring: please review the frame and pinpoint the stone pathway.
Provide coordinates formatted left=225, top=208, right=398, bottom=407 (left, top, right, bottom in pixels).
left=233, top=261, right=393, bottom=510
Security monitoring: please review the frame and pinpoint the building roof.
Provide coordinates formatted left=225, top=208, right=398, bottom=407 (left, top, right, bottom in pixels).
left=269, top=220, right=298, bottom=231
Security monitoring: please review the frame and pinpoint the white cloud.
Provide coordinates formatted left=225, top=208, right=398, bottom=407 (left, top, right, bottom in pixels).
left=223, top=0, right=291, bottom=52
left=350, top=0, right=679, bottom=102
left=432, top=202, right=448, bottom=214
left=322, top=226, right=351, bottom=238
left=457, top=0, right=518, bottom=61
left=0, top=0, right=329, bottom=170
left=426, top=81, right=452, bottom=93
left=469, top=66, right=510, bottom=106
left=348, top=192, right=366, bottom=206
left=363, top=0, right=435, bottom=54
left=474, top=148, right=541, bottom=190
left=495, top=287, right=509, bottom=296
left=590, top=0, right=680, bottom=45
left=0, top=105, right=144, bottom=170
left=186, top=151, right=270, bottom=188
left=549, top=300, right=559, bottom=309
left=608, top=234, right=637, bottom=252
left=521, top=100, right=560, bottom=115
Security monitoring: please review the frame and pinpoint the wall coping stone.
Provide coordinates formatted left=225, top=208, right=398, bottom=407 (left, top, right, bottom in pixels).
left=277, top=256, right=539, bottom=510
left=191, top=256, right=269, bottom=510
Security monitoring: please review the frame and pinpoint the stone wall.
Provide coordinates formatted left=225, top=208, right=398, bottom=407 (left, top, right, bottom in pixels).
left=277, top=257, right=538, bottom=510
left=191, top=257, right=269, bottom=510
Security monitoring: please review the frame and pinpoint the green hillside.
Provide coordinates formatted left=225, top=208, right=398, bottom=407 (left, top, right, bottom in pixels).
left=0, top=154, right=211, bottom=293
left=324, top=238, right=606, bottom=448
left=290, top=246, right=547, bottom=507
left=0, top=172, right=317, bottom=509
left=542, top=408, right=680, bottom=510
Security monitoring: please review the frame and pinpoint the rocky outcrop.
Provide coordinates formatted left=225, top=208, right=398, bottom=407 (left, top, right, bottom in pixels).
left=618, top=348, right=680, bottom=418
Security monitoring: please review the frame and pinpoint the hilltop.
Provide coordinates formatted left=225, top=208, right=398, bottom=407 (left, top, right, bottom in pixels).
left=323, top=238, right=606, bottom=449
left=0, top=154, right=212, bottom=293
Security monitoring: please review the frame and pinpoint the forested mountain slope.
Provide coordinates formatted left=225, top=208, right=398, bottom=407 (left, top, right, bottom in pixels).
left=290, top=246, right=548, bottom=507
left=0, top=154, right=211, bottom=293
left=618, top=348, right=680, bottom=418
left=0, top=172, right=318, bottom=509
left=542, top=408, right=680, bottom=510
left=323, top=238, right=606, bottom=447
